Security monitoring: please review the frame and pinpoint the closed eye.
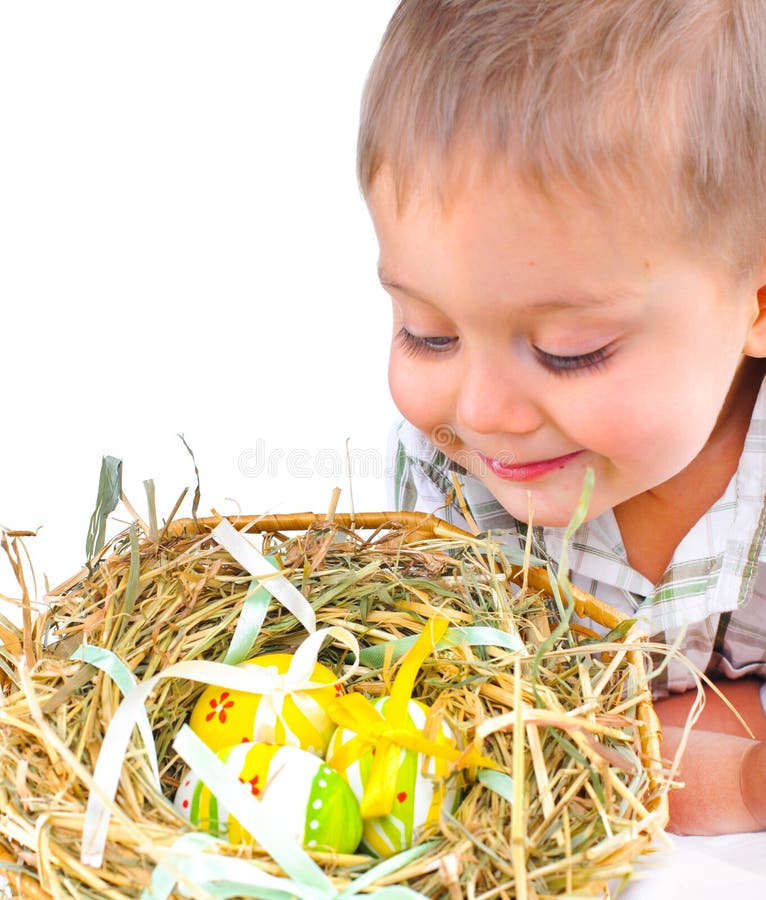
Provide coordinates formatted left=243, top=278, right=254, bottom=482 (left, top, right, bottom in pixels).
left=534, top=344, right=612, bottom=375
left=396, top=327, right=458, bottom=357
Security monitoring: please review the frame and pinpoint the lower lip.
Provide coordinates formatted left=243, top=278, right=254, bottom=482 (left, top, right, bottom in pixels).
left=481, top=450, right=584, bottom=482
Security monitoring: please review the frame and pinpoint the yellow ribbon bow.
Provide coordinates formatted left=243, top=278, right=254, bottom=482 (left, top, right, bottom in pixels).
left=326, top=616, right=496, bottom=818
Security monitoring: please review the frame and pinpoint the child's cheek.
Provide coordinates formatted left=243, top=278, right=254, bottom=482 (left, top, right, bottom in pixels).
left=388, top=355, right=451, bottom=441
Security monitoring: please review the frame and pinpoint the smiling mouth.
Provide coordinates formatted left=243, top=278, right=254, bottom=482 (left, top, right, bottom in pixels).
left=480, top=450, right=584, bottom=482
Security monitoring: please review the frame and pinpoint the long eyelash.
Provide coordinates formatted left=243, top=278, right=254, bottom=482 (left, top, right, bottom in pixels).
left=396, top=327, right=454, bottom=358
left=535, top=346, right=611, bottom=375
left=396, top=327, right=428, bottom=357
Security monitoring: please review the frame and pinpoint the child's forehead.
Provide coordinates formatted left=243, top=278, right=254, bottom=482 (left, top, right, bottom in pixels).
left=371, top=153, right=766, bottom=333
left=369, top=151, right=652, bottom=242
left=368, top=142, right=757, bottom=285
left=371, top=162, right=682, bottom=313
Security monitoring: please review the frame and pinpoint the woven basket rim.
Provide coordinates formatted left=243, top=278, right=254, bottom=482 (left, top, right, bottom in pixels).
left=164, top=511, right=629, bottom=631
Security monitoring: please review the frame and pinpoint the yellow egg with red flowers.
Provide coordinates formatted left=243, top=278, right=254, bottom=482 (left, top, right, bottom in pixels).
left=189, top=652, right=344, bottom=756
left=174, top=741, right=363, bottom=854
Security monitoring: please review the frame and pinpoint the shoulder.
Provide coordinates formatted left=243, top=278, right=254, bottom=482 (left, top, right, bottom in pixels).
left=385, top=419, right=463, bottom=516
left=386, top=418, right=437, bottom=464
left=387, top=420, right=458, bottom=483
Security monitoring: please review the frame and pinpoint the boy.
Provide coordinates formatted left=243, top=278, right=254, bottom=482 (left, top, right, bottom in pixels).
left=359, top=0, right=766, bottom=835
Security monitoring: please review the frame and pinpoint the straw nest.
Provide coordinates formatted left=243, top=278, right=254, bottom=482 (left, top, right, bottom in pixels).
left=0, top=511, right=670, bottom=900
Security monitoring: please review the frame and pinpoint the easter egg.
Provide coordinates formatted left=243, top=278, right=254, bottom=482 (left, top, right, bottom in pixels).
left=326, top=697, right=459, bottom=857
left=174, top=741, right=363, bottom=854
left=189, top=652, right=344, bottom=755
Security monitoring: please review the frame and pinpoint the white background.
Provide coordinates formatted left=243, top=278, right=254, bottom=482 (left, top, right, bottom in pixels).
left=0, top=1, right=401, bottom=604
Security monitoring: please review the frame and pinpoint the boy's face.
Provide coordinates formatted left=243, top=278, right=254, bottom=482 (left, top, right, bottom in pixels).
left=370, top=165, right=765, bottom=527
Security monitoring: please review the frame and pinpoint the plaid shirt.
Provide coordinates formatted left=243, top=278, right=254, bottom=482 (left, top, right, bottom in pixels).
left=386, top=393, right=766, bottom=696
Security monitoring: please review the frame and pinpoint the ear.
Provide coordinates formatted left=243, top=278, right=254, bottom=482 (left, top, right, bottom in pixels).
left=743, top=259, right=766, bottom=357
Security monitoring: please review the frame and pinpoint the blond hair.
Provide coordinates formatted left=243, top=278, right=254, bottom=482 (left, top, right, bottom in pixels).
left=358, top=0, right=766, bottom=271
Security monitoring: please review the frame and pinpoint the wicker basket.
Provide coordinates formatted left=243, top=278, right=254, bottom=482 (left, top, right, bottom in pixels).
left=0, top=511, right=669, bottom=900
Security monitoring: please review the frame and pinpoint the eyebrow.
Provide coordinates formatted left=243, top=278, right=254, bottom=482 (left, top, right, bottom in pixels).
left=378, top=273, right=433, bottom=304
left=378, top=269, right=638, bottom=311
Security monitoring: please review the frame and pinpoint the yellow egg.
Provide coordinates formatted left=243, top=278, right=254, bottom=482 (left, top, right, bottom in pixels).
left=189, top=652, right=344, bottom=756
left=327, top=697, right=460, bottom=857
left=174, top=741, right=363, bottom=854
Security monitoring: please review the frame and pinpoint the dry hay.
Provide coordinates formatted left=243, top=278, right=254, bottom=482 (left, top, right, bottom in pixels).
left=0, top=511, right=671, bottom=899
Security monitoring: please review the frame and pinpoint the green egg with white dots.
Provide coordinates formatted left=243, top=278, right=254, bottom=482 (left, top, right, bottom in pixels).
left=174, top=741, right=363, bottom=854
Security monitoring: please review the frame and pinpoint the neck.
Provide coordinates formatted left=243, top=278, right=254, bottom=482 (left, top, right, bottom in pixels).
left=614, top=356, right=766, bottom=585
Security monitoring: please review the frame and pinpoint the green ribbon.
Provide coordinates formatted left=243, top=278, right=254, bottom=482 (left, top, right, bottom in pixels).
left=143, top=830, right=329, bottom=900
left=478, top=768, right=515, bottom=804
left=212, top=520, right=316, bottom=633
left=69, top=643, right=160, bottom=786
left=143, top=829, right=432, bottom=900
left=359, top=625, right=524, bottom=668
left=223, top=571, right=274, bottom=665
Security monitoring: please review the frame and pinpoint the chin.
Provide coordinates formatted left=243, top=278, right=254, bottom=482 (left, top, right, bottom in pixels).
left=491, top=488, right=611, bottom=530
left=526, top=509, right=584, bottom=529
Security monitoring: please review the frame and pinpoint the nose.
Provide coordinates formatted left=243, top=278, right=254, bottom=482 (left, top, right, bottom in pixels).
left=455, top=357, right=544, bottom=436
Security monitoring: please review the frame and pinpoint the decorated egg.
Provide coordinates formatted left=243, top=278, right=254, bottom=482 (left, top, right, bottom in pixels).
left=174, top=741, right=363, bottom=854
left=326, top=696, right=459, bottom=857
left=189, top=652, right=344, bottom=755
